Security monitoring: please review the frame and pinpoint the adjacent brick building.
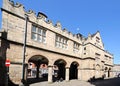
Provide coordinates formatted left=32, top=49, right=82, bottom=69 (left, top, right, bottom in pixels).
left=0, top=0, right=113, bottom=85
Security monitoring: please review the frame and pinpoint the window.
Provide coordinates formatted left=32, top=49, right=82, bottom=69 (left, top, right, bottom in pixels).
left=31, top=25, right=46, bottom=43
left=96, top=36, right=100, bottom=43
left=55, top=35, right=68, bottom=49
left=73, top=42, right=80, bottom=52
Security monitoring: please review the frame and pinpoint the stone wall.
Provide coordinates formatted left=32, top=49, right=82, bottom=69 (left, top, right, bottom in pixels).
left=0, top=0, right=114, bottom=85
left=113, top=64, right=120, bottom=77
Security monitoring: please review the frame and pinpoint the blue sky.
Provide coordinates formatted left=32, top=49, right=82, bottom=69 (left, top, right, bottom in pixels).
left=0, top=0, right=120, bottom=64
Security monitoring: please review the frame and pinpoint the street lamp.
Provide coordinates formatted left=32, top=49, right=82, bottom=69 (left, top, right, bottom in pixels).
left=20, top=14, right=28, bottom=86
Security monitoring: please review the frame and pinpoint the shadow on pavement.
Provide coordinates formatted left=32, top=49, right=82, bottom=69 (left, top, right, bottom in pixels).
left=27, top=77, right=48, bottom=85
left=89, top=77, right=120, bottom=86
left=27, top=76, right=64, bottom=85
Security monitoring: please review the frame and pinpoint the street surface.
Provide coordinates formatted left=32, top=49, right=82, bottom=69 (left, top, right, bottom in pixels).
left=29, top=77, right=120, bottom=86
left=30, top=80, right=94, bottom=86
left=8, top=77, right=120, bottom=86
left=92, top=77, right=120, bottom=86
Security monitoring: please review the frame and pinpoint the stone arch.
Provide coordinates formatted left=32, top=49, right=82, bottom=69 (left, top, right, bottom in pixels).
left=96, top=64, right=100, bottom=70
left=69, top=61, right=79, bottom=80
left=27, top=55, right=49, bottom=79
left=105, top=67, right=108, bottom=70
left=26, top=52, right=49, bottom=63
left=54, top=59, right=67, bottom=80
left=104, top=67, right=108, bottom=78
left=28, top=55, right=49, bottom=64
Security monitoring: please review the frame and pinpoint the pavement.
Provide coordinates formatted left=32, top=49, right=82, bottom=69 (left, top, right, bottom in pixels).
left=30, top=80, right=95, bottom=86
left=91, top=77, right=120, bottom=86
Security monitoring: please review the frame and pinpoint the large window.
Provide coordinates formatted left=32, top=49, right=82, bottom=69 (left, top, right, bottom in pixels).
left=55, top=35, right=68, bottom=49
left=73, top=42, right=80, bottom=52
left=31, top=25, right=46, bottom=43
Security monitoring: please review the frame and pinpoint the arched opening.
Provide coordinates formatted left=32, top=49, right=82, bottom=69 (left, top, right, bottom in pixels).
left=104, top=67, right=108, bottom=78
left=108, top=68, right=111, bottom=77
left=69, top=62, right=79, bottom=80
left=27, top=55, right=49, bottom=80
left=54, top=59, right=66, bottom=80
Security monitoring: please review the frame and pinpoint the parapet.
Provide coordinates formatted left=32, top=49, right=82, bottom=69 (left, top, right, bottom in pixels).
left=2, top=0, right=84, bottom=43
left=55, top=21, right=62, bottom=29
left=2, top=0, right=25, bottom=17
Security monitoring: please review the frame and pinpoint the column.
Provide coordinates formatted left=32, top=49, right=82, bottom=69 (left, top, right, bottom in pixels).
left=65, top=67, right=69, bottom=81
left=48, top=66, right=53, bottom=83
left=106, top=70, right=109, bottom=78
left=78, top=68, right=82, bottom=80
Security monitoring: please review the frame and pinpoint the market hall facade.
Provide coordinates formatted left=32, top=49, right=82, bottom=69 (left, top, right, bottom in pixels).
left=0, top=0, right=113, bottom=85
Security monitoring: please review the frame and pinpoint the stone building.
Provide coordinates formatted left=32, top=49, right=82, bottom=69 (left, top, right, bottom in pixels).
left=0, top=0, right=113, bottom=85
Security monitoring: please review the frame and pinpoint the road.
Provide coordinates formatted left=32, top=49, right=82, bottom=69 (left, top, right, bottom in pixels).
left=8, top=77, right=120, bottom=86
left=30, top=80, right=94, bottom=86
left=91, top=77, right=120, bottom=86
left=29, top=77, right=120, bottom=86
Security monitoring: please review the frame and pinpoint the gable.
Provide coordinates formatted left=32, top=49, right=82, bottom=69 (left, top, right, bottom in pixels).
left=92, top=32, right=104, bottom=49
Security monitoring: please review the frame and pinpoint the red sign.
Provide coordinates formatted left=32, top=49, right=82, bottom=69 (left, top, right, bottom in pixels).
left=5, top=59, right=10, bottom=67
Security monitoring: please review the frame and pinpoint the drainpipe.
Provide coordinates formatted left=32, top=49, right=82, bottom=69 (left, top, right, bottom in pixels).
left=20, top=14, right=28, bottom=86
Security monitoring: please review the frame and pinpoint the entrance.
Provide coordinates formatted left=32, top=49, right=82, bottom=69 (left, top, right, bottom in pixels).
left=69, top=62, right=78, bottom=80
left=108, top=68, right=111, bottom=77
left=105, top=67, right=108, bottom=78
left=28, top=55, right=48, bottom=80
left=54, top=59, right=66, bottom=80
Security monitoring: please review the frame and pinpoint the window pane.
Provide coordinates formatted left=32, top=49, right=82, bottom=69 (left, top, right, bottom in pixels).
left=57, top=36, right=60, bottom=41
left=64, top=40, right=67, bottom=44
left=38, top=35, right=42, bottom=42
left=32, top=33, right=37, bottom=40
left=56, top=42, right=59, bottom=47
left=60, top=43, right=62, bottom=48
left=64, top=39, right=66, bottom=44
left=32, top=26, right=37, bottom=32
left=42, top=37, right=46, bottom=43
left=63, top=44, right=65, bottom=49
left=38, top=28, right=42, bottom=34
left=61, top=38, right=63, bottom=43
left=43, top=30, right=46, bottom=36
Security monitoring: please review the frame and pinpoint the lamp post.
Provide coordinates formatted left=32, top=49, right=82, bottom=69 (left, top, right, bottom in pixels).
left=20, top=14, right=28, bottom=86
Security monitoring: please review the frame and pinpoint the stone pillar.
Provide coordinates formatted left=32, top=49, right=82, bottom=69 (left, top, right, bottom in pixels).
left=48, top=66, right=53, bottom=83
left=65, top=67, right=69, bottom=81
left=78, top=68, right=82, bottom=80
left=105, top=71, right=108, bottom=78
left=110, top=69, right=113, bottom=78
